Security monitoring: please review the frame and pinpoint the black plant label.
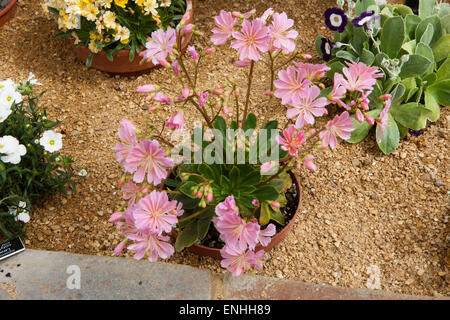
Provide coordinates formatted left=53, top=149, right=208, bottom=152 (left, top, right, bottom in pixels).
left=0, top=237, right=25, bottom=262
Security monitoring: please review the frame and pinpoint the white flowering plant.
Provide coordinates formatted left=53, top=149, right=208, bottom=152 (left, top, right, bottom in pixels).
left=0, top=76, right=75, bottom=240
left=42, top=0, right=187, bottom=66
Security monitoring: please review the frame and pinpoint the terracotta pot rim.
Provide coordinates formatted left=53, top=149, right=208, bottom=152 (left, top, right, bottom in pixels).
left=0, top=0, right=16, bottom=18
left=173, top=170, right=302, bottom=259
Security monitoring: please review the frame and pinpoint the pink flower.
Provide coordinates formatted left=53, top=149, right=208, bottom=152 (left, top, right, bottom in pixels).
left=172, top=60, right=179, bottom=75
left=341, top=62, right=383, bottom=92
left=294, top=62, right=330, bottom=81
left=231, top=19, right=270, bottom=61
left=109, top=211, right=123, bottom=223
left=114, top=120, right=137, bottom=166
left=125, top=139, right=174, bottom=185
left=214, top=215, right=260, bottom=251
left=260, top=8, right=274, bottom=22
left=220, top=246, right=264, bottom=276
left=274, top=66, right=311, bottom=105
left=319, top=111, right=355, bottom=149
left=303, top=155, right=316, bottom=172
left=137, top=84, right=156, bottom=93
left=376, top=99, right=391, bottom=142
left=127, top=233, right=174, bottom=262
left=286, top=85, right=328, bottom=128
left=154, top=92, right=172, bottom=104
left=141, top=28, right=176, bottom=65
left=113, top=241, right=126, bottom=256
left=187, top=45, right=199, bottom=62
left=260, top=160, right=278, bottom=175
left=182, top=23, right=193, bottom=36
left=269, top=12, right=298, bottom=53
left=198, top=92, right=209, bottom=107
left=133, top=190, right=178, bottom=234
left=235, top=59, right=251, bottom=68
left=277, top=125, right=306, bottom=158
left=327, top=73, right=348, bottom=109
left=211, top=10, right=236, bottom=45
left=215, top=195, right=239, bottom=217
left=122, top=182, right=148, bottom=205
left=258, top=224, right=276, bottom=247
left=165, top=111, right=184, bottom=131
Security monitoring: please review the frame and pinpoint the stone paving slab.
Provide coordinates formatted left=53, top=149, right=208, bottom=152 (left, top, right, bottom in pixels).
left=0, top=250, right=211, bottom=300
left=1, top=249, right=447, bottom=300
left=223, top=274, right=447, bottom=300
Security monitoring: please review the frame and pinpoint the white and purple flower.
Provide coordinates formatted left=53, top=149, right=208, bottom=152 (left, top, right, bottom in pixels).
left=320, top=37, right=335, bottom=62
left=324, top=8, right=348, bottom=33
left=352, top=11, right=380, bottom=29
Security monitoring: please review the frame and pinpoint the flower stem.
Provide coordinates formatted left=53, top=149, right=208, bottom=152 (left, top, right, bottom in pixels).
left=241, top=60, right=255, bottom=128
left=178, top=206, right=210, bottom=223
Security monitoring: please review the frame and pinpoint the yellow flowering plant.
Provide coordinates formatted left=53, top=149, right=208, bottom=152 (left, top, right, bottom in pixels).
left=42, top=0, right=187, bottom=66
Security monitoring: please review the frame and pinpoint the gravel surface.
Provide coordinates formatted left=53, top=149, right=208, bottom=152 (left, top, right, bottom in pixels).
left=0, top=0, right=448, bottom=297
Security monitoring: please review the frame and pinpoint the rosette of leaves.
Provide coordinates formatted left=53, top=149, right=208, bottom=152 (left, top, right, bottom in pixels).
left=164, top=113, right=292, bottom=251
left=316, top=0, right=449, bottom=153
left=0, top=84, right=75, bottom=240
left=48, top=0, right=187, bottom=67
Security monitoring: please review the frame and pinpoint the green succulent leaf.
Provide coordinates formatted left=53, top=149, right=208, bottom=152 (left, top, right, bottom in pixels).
left=399, top=54, right=432, bottom=78
left=175, top=222, right=198, bottom=252
left=419, top=0, right=434, bottom=19
left=405, top=14, right=422, bottom=39
left=427, top=79, right=450, bottom=106
left=380, top=16, right=405, bottom=58
left=347, top=109, right=382, bottom=144
left=436, top=58, right=450, bottom=81
left=432, top=34, right=450, bottom=63
left=376, top=116, right=400, bottom=154
left=415, top=15, right=442, bottom=46
left=390, top=102, right=431, bottom=130
left=424, top=90, right=441, bottom=122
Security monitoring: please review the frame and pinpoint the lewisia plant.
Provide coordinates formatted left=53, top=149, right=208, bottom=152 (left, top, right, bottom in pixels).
left=108, top=8, right=385, bottom=276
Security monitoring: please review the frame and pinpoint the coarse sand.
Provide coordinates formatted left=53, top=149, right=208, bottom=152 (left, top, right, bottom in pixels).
left=0, top=0, right=448, bottom=297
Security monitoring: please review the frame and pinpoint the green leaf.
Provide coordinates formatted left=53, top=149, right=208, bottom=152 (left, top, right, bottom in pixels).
left=347, top=109, right=382, bottom=143
left=419, top=23, right=434, bottom=46
left=175, top=223, right=198, bottom=252
left=355, top=0, right=377, bottom=16
left=360, top=48, right=375, bottom=65
left=424, top=90, right=441, bottom=122
left=244, top=113, right=257, bottom=131
left=197, top=216, right=212, bottom=241
left=390, top=102, right=431, bottom=129
left=415, top=15, right=442, bottom=46
left=391, top=83, right=406, bottom=104
left=325, top=61, right=345, bottom=79
left=179, top=181, right=197, bottom=198
left=405, top=14, right=422, bottom=39
left=432, top=34, right=450, bottom=63
left=315, top=35, right=325, bottom=59
left=441, top=14, right=450, bottom=34
left=260, top=202, right=271, bottom=226
left=253, top=185, right=279, bottom=201
left=399, top=54, right=432, bottom=78
left=436, top=57, right=450, bottom=81
left=427, top=79, right=450, bottom=106
left=270, top=208, right=285, bottom=226
left=86, top=52, right=94, bottom=68
left=419, top=0, right=434, bottom=19
left=380, top=16, right=405, bottom=58
left=376, top=116, right=400, bottom=154
left=336, top=50, right=357, bottom=61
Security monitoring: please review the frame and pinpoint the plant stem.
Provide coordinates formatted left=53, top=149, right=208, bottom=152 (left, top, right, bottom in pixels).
left=178, top=206, right=210, bottom=223
left=241, top=60, right=255, bottom=128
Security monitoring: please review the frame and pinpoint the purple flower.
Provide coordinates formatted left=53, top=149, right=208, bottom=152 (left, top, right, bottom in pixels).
left=324, top=8, right=348, bottom=33
left=352, top=11, right=380, bottom=29
left=408, top=129, right=424, bottom=137
left=320, top=37, right=335, bottom=62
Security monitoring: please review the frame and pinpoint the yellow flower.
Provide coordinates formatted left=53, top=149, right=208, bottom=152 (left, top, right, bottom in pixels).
left=72, top=32, right=81, bottom=45
left=102, top=10, right=117, bottom=29
left=81, top=4, right=99, bottom=21
left=114, top=25, right=130, bottom=44
left=113, top=0, right=128, bottom=8
left=88, top=40, right=100, bottom=53
left=142, top=0, right=158, bottom=16
left=97, top=0, right=112, bottom=8
left=160, top=0, right=171, bottom=7
left=135, top=0, right=145, bottom=6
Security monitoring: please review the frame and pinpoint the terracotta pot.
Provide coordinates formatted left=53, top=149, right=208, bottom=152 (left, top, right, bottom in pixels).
left=175, top=170, right=302, bottom=260
left=69, top=0, right=193, bottom=76
left=0, top=0, right=17, bottom=28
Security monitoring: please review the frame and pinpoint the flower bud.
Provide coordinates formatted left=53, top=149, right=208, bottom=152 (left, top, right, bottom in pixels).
left=364, top=113, right=375, bottom=125
left=356, top=109, right=364, bottom=123
left=206, top=192, right=214, bottom=203
left=182, top=23, right=193, bottom=35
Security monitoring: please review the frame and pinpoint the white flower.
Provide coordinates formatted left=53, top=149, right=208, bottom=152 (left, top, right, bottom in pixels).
left=18, top=201, right=27, bottom=209
left=17, top=211, right=30, bottom=223
left=0, top=85, right=22, bottom=109
left=0, top=135, right=27, bottom=164
left=78, top=168, right=88, bottom=177
left=0, top=104, right=12, bottom=123
left=39, top=130, right=63, bottom=153
left=26, top=72, right=42, bottom=86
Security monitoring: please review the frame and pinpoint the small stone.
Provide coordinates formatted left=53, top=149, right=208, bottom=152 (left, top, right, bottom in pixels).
left=434, top=181, right=445, bottom=187
left=417, top=269, right=425, bottom=276
left=405, top=278, right=414, bottom=285
left=275, top=270, right=284, bottom=279
left=400, top=152, right=407, bottom=159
